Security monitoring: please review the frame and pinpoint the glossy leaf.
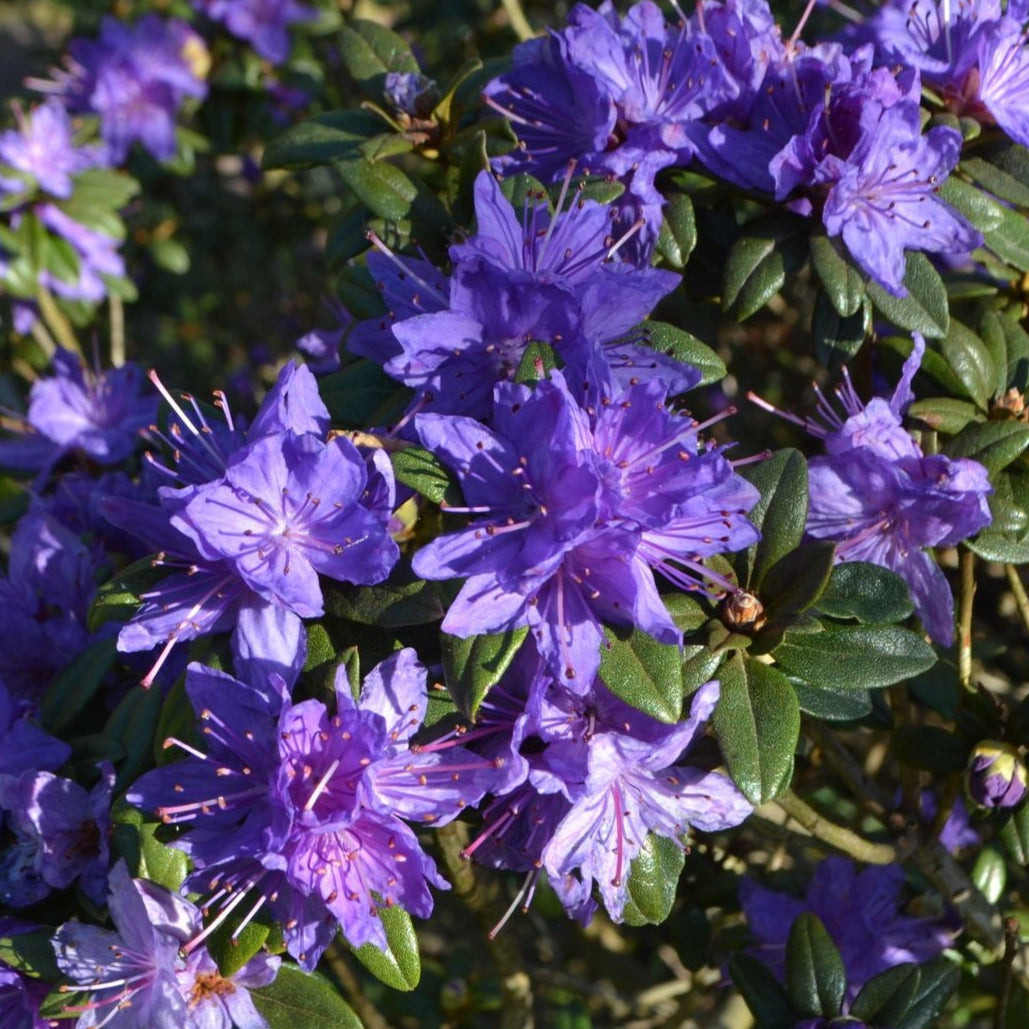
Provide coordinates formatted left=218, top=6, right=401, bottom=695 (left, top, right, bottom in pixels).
left=999, top=803, right=1029, bottom=866
left=792, top=681, right=873, bottom=721
left=866, top=253, right=950, bottom=339
left=907, top=396, right=983, bottom=435
left=639, top=320, right=725, bottom=386
left=621, top=833, right=687, bottom=926
left=324, top=559, right=451, bottom=627
left=339, top=19, right=419, bottom=88
left=816, top=562, right=914, bottom=624
left=944, top=418, right=1029, bottom=473
left=656, top=192, right=697, bottom=269
left=786, top=913, right=847, bottom=1019
left=599, top=626, right=684, bottom=723
left=442, top=627, right=529, bottom=720
left=350, top=905, right=421, bottom=991
left=938, top=176, right=1004, bottom=232
left=941, top=319, right=997, bottom=410
left=252, top=963, right=363, bottom=1029
left=812, top=292, right=868, bottom=367
left=713, top=653, right=799, bottom=805
left=0, top=930, right=62, bottom=980
left=729, top=954, right=796, bottom=1029
left=262, top=110, right=383, bottom=169
left=40, top=636, right=118, bottom=736
left=809, top=230, right=865, bottom=317
left=850, top=957, right=960, bottom=1029
left=723, top=218, right=807, bottom=321
left=963, top=140, right=1029, bottom=207
left=760, top=541, right=836, bottom=626
left=391, top=445, right=463, bottom=506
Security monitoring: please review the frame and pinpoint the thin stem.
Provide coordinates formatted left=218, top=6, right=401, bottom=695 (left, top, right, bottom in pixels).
left=110, top=295, right=125, bottom=368
left=436, top=821, right=535, bottom=1029
left=995, top=917, right=1020, bottom=1029
left=958, top=547, right=976, bottom=690
left=499, top=0, right=534, bottom=42
left=775, top=790, right=898, bottom=864
left=29, top=318, right=57, bottom=360
left=1005, top=563, right=1029, bottom=636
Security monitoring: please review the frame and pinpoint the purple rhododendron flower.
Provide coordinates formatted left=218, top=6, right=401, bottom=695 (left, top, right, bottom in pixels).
left=129, top=650, right=493, bottom=967
left=752, top=335, right=992, bottom=644
left=0, top=100, right=105, bottom=198
left=965, top=740, right=1029, bottom=809
left=0, top=678, right=70, bottom=780
left=413, top=372, right=758, bottom=683
left=34, top=15, right=208, bottom=163
left=53, top=860, right=276, bottom=1029
left=201, top=0, right=315, bottom=65
left=741, top=856, right=953, bottom=998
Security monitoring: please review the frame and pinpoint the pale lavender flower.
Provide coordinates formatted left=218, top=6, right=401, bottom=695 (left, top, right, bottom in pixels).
left=201, top=0, right=315, bottom=64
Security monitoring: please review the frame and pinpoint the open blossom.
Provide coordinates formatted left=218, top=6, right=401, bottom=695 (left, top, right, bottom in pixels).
left=199, top=0, right=315, bottom=65
left=128, top=650, right=493, bottom=967
left=751, top=335, right=992, bottom=644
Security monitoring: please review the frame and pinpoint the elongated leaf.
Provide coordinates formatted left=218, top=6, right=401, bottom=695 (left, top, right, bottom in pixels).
left=262, top=110, right=384, bottom=169
left=656, top=192, right=697, bottom=269
left=621, top=834, right=686, bottom=926
left=337, top=158, right=417, bottom=221
left=866, top=253, right=950, bottom=338
left=812, top=292, right=868, bottom=367
left=639, top=321, right=725, bottom=386
left=104, top=684, right=165, bottom=790
left=999, top=803, right=1029, bottom=865
left=984, top=201, right=1029, bottom=271
left=944, top=419, right=1029, bottom=473
left=723, top=218, right=807, bottom=321
left=816, top=562, right=914, bottom=624
left=88, top=556, right=165, bottom=633
left=964, top=141, right=1029, bottom=207
left=599, top=626, right=685, bottom=723
left=792, top=681, right=872, bottom=721
left=810, top=230, right=865, bottom=316
left=324, top=559, right=451, bottom=627
left=774, top=623, right=936, bottom=689
left=786, top=913, right=847, bottom=1019
left=729, top=954, right=796, bottom=1029
left=252, top=964, right=363, bottom=1029
left=339, top=19, right=419, bottom=88
left=350, top=905, right=420, bottom=991
left=939, top=176, right=1004, bottom=232
left=850, top=957, right=960, bottom=1029
left=907, top=396, right=983, bottom=434
left=760, top=541, right=836, bottom=626
left=0, top=930, right=62, bottom=980
left=941, top=319, right=996, bottom=410
left=713, top=654, right=799, bottom=805
left=40, top=636, right=118, bottom=736
left=442, top=628, right=529, bottom=720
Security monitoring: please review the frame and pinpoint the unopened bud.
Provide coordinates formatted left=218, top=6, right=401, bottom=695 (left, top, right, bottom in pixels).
left=966, top=741, right=1029, bottom=810
left=723, top=590, right=765, bottom=631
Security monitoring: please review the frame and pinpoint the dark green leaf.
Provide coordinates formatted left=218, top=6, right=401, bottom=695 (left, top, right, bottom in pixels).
left=944, top=418, right=1029, bottom=473
left=907, top=396, right=983, bottom=434
left=262, top=110, right=384, bottom=169
left=938, top=177, right=1004, bottom=232
left=850, top=957, right=960, bottom=1029
left=442, top=628, right=529, bottom=720
left=738, top=449, right=808, bottom=590
left=786, top=913, right=847, bottom=1019
left=774, top=623, right=936, bottom=690
left=320, top=359, right=411, bottom=429
left=88, top=555, right=165, bottom=634
left=809, top=230, right=865, bottom=317
left=104, top=684, right=165, bottom=790
left=760, top=541, right=836, bottom=625
left=390, top=445, right=462, bottom=506
left=434, top=58, right=485, bottom=126
left=252, top=963, right=363, bottom=1029
left=713, top=654, right=799, bottom=805
left=350, top=905, right=420, bottom=991
left=339, top=19, right=419, bottom=89
left=866, top=253, right=950, bottom=338
left=110, top=802, right=188, bottom=891
left=984, top=201, right=1029, bottom=272
left=812, top=292, right=868, bottom=367
left=0, top=930, right=61, bottom=980
left=663, top=593, right=710, bottom=634
left=548, top=174, right=625, bottom=208
left=40, top=636, right=118, bottom=736
left=621, top=834, right=686, bottom=926
left=963, top=141, right=1029, bottom=207
left=359, top=133, right=416, bottom=162
left=499, top=173, right=549, bottom=210
left=728, top=954, right=796, bottom=1029
left=639, top=321, right=725, bottom=386
left=941, top=319, right=997, bottom=410
left=337, top=158, right=417, bottom=221
left=792, top=681, right=872, bottom=721
left=892, top=726, right=969, bottom=774
left=656, top=192, right=697, bottom=269
left=971, top=846, right=1007, bottom=905
left=324, top=559, right=450, bottom=627
left=723, top=218, right=807, bottom=321
left=64, top=167, right=140, bottom=214
left=207, top=914, right=272, bottom=979
left=599, top=626, right=685, bottom=723
left=999, top=803, right=1029, bottom=865
left=681, top=644, right=727, bottom=694
left=514, top=339, right=558, bottom=383
left=816, top=562, right=914, bottom=624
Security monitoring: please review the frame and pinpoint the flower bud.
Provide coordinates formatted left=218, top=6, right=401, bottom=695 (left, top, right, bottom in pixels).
left=966, top=741, right=1029, bottom=810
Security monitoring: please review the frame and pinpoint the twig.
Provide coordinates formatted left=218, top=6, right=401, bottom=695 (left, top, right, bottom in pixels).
left=322, top=941, right=394, bottom=1029
left=1005, top=564, right=1029, bottom=637
left=110, top=295, right=125, bottom=368
left=958, top=547, right=975, bottom=690
left=436, top=821, right=535, bottom=1029
left=995, top=917, right=1020, bottom=1029
left=499, top=0, right=534, bottom=42
left=775, top=790, right=898, bottom=864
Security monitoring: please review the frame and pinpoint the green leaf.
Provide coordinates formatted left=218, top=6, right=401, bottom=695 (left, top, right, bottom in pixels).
left=816, top=562, right=915, bottom=624
left=981, top=308, right=1029, bottom=391
left=639, top=321, right=725, bottom=386
left=663, top=593, right=710, bottom=634
left=442, top=628, right=529, bottom=720
left=149, top=237, right=190, bottom=275
left=548, top=174, right=625, bottom=208
left=907, top=396, right=983, bottom=434
left=65, top=167, right=140, bottom=214
left=738, top=449, right=809, bottom=590
left=598, top=626, right=685, bottom=723
left=773, top=623, right=936, bottom=690
left=938, top=177, right=1004, bottom=232
left=656, top=192, right=697, bottom=269
left=0, top=930, right=61, bottom=980
left=723, top=217, right=807, bottom=321
left=104, top=684, right=165, bottom=790
left=337, top=158, right=417, bottom=221
left=944, top=418, right=1029, bottom=473
left=760, top=541, right=836, bottom=626
left=999, top=803, right=1029, bottom=865
left=390, top=445, right=462, bottom=506
left=324, top=559, right=450, bottom=627
left=792, top=681, right=873, bottom=721
left=681, top=644, right=727, bottom=694
left=39, top=636, right=118, bottom=736
left=971, top=845, right=1007, bottom=905
left=713, top=654, right=799, bottom=805
left=350, top=905, right=421, bottom=991
left=339, top=19, right=419, bottom=88
left=967, top=526, right=1029, bottom=563
left=850, top=958, right=960, bottom=1029
left=728, top=954, right=796, bottom=1029
left=320, top=359, right=411, bottom=429
left=88, top=555, right=165, bottom=634
left=786, top=913, right=847, bottom=1019
left=812, top=292, right=868, bottom=367
left=252, top=964, right=363, bottom=1029
left=809, top=230, right=865, bottom=316
left=621, top=834, right=686, bottom=926
left=866, top=253, right=950, bottom=338
left=963, top=141, right=1029, bottom=208
left=941, top=319, right=997, bottom=410
left=110, top=801, right=188, bottom=891
left=984, top=201, right=1029, bottom=271
left=514, top=339, right=559, bottom=383
left=261, top=110, right=384, bottom=169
